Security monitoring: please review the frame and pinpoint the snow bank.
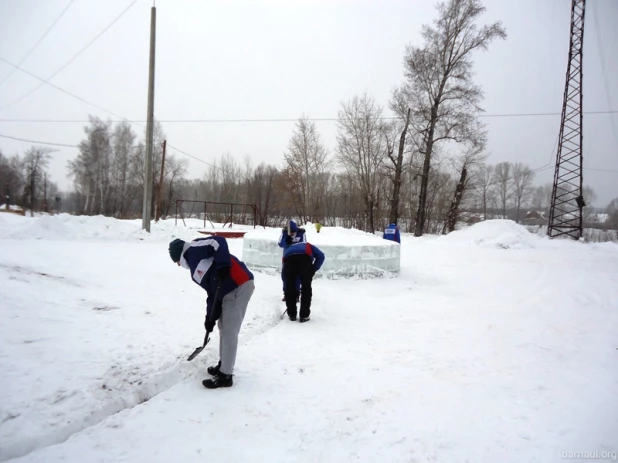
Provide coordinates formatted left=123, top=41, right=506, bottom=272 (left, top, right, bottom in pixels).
left=0, top=236, right=279, bottom=461
left=243, top=226, right=400, bottom=278
left=0, top=214, right=217, bottom=243
left=441, top=219, right=542, bottom=249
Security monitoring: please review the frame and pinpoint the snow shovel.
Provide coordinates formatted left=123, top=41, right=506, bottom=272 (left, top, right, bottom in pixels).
left=187, top=287, right=219, bottom=361
left=187, top=332, right=210, bottom=361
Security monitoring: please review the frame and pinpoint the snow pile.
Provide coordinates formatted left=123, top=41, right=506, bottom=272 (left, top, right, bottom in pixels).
left=243, top=226, right=400, bottom=278
left=441, top=219, right=541, bottom=249
left=0, top=214, right=212, bottom=243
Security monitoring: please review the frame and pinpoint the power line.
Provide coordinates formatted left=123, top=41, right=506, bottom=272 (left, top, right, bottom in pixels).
left=0, top=133, right=78, bottom=148
left=532, top=133, right=560, bottom=173
left=0, top=110, right=617, bottom=124
left=533, top=164, right=618, bottom=175
left=0, top=130, right=218, bottom=171
left=0, top=57, right=137, bottom=122
left=0, top=0, right=75, bottom=88
left=0, top=56, right=221, bottom=171
left=585, top=167, right=618, bottom=174
left=2, top=131, right=616, bottom=174
left=164, top=144, right=216, bottom=167
left=0, top=0, right=138, bottom=110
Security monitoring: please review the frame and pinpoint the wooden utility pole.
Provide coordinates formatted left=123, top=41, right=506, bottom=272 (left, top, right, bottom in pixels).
left=142, top=6, right=156, bottom=232
left=155, top=140, right=166, bottom=222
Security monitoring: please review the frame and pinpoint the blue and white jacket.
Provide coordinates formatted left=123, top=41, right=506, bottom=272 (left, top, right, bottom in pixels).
left=282, top=242, right=325, bottom=273
left=278, top=220, right=306, bottom=250
left=179, top=236, right=254, bottom=321
left=383, top=223, right=401, bottom=243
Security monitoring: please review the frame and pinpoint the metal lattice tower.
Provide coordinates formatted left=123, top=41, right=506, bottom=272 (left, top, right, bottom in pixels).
left=548, top=0, right=586, bottom=239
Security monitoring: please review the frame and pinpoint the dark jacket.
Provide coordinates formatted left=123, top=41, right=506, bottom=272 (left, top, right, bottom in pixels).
left=180, top=236, right=253, bottom=322
left=283, top=242, right=326, bottom=273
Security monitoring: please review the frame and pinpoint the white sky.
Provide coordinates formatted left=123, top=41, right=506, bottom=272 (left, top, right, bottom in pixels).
left=0, top=0, right=616, bottom=206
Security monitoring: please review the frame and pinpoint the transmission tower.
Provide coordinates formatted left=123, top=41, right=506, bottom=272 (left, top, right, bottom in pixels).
left=548, top=0, right=586, bottom=240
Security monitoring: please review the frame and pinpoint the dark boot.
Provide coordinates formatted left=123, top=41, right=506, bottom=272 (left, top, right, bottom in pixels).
left=299, top=317, right=310, bottom=323
left=202, top=371, right=233, bottom=389
left=207, top=360, right=221, bottom=376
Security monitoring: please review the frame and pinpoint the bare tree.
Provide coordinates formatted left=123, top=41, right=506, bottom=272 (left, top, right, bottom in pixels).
left=249, top=163, right=279, bottom=226
left=22, top=146, right=53, bottom=212
left=68, top=117, right=112, bottom=214
left=398, top=0, right=506, bottom=236
left=161, top=154, right=188, bottom=218
left=0, top=150, right=24, bottom=207
left=493, top=161, right=512, bottom=219
left=284, top=116, right=330, bottom=223
left=473, top=163, right=494, bottom=219
left=386, top=92, right=414, bottom=224
left=511, top=162, right=535, bottom=222
left=606, top=198, right=618, bottom=231
left=444, top=147, right=485, bottom=232
left=336, top=94, right=388, bottom=233
left=111, top=122, right=136, bottom=217
left=582, top=185, right=597, bottom=225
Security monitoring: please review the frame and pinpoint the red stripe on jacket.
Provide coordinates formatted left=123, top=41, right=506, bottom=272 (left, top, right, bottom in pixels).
left=230, top=257, right=251, bottom=286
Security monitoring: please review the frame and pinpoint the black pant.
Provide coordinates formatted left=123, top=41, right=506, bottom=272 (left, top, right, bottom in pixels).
left=283, top=254, right=313, bottom=318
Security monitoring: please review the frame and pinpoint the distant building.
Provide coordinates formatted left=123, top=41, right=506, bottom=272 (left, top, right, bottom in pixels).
left=523, top=210, right=546, bottom=226
left=0, top=204, right=25, bottom=216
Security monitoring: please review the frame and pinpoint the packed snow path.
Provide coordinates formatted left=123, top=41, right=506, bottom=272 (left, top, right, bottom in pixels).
left=1, top=216, right=617, bottom=462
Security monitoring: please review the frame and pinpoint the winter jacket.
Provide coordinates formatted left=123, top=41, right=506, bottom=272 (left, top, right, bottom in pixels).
left=179, top=236, right=254, bottom=322
left=383, top=223, right=401, bottom=243
left=283, top=242, right=325, bottom=273
left=278, top=220, right=307, bottom=250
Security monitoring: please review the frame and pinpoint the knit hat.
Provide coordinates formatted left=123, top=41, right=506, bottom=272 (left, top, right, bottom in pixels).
left=289, top=220, right=298, bottom=232
left=169, top=238, right=186, bottom=262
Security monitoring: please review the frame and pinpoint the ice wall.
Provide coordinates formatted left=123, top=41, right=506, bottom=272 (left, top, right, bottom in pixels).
left=242, top=225, right=400, bottom=278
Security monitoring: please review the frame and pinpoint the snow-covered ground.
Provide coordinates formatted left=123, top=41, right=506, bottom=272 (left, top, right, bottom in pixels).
left=1, top=215, right=617, bottom=463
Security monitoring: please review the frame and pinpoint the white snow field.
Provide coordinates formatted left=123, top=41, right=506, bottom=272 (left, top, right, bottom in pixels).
left=1, top=215, right=617, bottom=463
left=243, top=226, right=400, bottom=277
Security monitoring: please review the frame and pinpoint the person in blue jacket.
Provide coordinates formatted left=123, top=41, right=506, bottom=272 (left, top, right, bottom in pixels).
left=282, top=242, right=325, bottom=322
left=277, top=220, right=306, bottom=301
left=383, top=222, right=401, bottom=244
left=169, top=236, right=255, bottom=389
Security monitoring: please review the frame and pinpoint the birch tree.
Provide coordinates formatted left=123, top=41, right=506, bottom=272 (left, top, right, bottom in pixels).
left=22, top=146, right=53, bottom=211
left=336, top=94, right=388, bottom=233
left=511, top=162, right=535, bottom=222
left=398, top=0, right=506, bottom=236
left=284, top=116, right=330, bottom=223
left=493, top=161, right=512, bottom=218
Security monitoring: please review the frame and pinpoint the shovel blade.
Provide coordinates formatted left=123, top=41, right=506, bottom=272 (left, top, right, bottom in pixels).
left=187, top=333, right=210, bottom=361
left=187, top=346, right=205, bottom=361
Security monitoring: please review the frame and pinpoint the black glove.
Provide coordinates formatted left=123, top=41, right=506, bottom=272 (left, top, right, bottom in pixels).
left=205, top=317, right=216, bottom=332
left=311, top=268, right=316, bottom=278
left=217, top=266, right=230, bottom=282
left=285, top=235, right=293, bottom=244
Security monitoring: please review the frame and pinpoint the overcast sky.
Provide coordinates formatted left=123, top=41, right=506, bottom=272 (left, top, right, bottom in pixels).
left=0, top=0, right=616, bottom=206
